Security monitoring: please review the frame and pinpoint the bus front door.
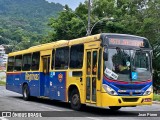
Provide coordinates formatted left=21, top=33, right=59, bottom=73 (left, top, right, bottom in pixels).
left=86, top=49, right=99, bottom=104
left=42, top=56, right=50, bottom=97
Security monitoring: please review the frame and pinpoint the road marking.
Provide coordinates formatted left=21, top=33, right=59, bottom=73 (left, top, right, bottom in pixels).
left=0, top=117, right=9, bottom=120
left=86, top=117, right=101, bottom=120
left=40, top=105, right=62, bottom=111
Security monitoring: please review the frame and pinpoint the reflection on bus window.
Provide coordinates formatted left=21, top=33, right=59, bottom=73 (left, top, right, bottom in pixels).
left=87, top=52, right=91, bottom=75
left=51, top=49, right=55, bottom=69
left=7, top=57, right=14, bottom=72
left=31, top=52, right=40, bottom=71
left=104, top=48, right=151, bottom=81
left=134, top=52, right=149, bottom=70
left=98, top=49, right=102, bottom=80
left=14, top=55, right=22, bottom=71
left=55, top=47, right=69, bottom=69
left=92, top=51, right=97, bottom=75
left=22, top=54, right=31, bottom=71
left=112, top=47, right=130, bottom=74
left=70, top=45, right=84, bottom=69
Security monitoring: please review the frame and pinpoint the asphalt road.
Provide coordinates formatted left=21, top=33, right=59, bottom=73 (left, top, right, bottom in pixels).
left=0, top=86, right=159, bottom=120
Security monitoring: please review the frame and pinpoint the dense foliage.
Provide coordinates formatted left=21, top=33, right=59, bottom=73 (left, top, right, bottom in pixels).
left=0, top=0, right=63, bottom=51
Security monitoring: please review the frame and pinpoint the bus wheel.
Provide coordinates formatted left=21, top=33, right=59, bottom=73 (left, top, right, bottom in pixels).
left=109, top=106, right=121, bottom=111
left=22, top=84, right=30, bottom=101
left=70, top=89, right=81, bottom=110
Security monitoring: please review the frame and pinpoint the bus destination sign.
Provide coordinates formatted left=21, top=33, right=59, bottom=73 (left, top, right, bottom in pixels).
left=109, top=38, right=144, bottom=47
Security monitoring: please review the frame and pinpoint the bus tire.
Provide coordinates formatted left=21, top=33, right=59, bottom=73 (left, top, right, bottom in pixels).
left=22, top=84, right=30, bottom=101
left=109, top=106, right=121, bottom=111
left=70, top=89, right=81, bottom=110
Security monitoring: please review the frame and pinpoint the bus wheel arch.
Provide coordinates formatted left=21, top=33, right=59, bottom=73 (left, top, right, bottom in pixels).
left=22, top=83, right=30, bottom=101
left=68, top=85, right=81, bottom=110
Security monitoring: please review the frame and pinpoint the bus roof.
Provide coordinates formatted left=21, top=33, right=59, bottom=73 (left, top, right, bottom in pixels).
left=8, top=34, right=101, bottom=56
left=8, top=33, right=150, bottom=57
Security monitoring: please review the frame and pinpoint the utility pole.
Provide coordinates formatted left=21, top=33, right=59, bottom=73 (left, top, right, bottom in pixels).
left=87, top=0, right=91, bottom=36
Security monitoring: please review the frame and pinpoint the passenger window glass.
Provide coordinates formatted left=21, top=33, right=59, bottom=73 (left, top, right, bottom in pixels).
left=55, top=47, right=69, bottom=69
left=70, top=44, right=84, bottom=69
left=51, top=49, right=55, bottom=69
left=98, top=49, right=102, bottom=80
left=31, top=52, right=40, bottom=70
left=86, top=52, right=91, bottom=75
left=14, top=55, right=22, bottom=71
left=92, top=51, right=97, bottom=75
left=22, top=54, right=31, bottom=71
left=7, top=57, right=14, bottom=72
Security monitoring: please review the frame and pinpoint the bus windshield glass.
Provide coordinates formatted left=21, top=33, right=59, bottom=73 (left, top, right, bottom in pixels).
left=104, top=48, right=152, bottom=82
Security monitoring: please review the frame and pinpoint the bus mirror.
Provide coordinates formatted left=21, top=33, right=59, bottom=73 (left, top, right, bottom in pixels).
left=103, top=48, right=108, bottom=61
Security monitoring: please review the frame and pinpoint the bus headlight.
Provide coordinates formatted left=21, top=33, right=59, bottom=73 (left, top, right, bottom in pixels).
left=143, top=85, right=153, bottom=96
left=102, top=84, right=118, bottom=96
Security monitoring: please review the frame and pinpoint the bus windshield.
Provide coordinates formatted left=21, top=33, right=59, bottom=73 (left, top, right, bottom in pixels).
left=104, top=48, right=152, bottom=82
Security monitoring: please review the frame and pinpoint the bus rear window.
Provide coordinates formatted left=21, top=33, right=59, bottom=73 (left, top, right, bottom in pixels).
left=7, top=57, right=14, bottom=72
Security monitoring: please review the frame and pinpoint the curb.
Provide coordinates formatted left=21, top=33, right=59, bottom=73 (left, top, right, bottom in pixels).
left=153, top=101, right=160, bottom=104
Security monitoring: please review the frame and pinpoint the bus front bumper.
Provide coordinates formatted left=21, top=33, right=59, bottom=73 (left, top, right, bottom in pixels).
left=101, top=92, right=153, bottom=107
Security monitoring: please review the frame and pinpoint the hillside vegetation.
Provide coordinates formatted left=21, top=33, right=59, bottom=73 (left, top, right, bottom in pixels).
left=0, top=0, right=63, bottom=51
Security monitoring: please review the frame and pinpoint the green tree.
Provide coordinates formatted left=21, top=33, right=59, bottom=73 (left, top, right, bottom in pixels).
left=48, top=4, right=88, bottom=40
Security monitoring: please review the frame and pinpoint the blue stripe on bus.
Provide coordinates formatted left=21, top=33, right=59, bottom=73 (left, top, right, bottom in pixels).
left=103, top=77, right=152, bottom=96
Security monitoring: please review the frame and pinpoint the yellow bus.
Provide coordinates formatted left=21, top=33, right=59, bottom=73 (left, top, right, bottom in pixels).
left=6, top=33, right=153, bottom=110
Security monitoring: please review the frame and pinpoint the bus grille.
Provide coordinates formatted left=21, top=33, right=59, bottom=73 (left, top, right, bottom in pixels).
left=122, top=98, right=139, bottom=102
left=115, top=85, right=146, bottom=90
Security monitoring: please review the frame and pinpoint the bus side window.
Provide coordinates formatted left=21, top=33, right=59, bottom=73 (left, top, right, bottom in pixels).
left=22, top=54, right=31, bottom=71
left=98, top=49, right=102, bottom=80
left=31, top=52, right=40, bottom=71
left=51, top=49, right=55, bottom=69
left=7, top=57, right=14, bottom=72
left=14, top=55, right=22, bottom=71
left=55, top=47, right=69, bottom=69
left=92, top=51, right=97, bottom=75
left=70, top=44, right=84, bottom=69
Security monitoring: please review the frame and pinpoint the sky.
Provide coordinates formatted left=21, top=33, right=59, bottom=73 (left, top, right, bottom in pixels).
left=46, top=0, right=86, bottom=10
